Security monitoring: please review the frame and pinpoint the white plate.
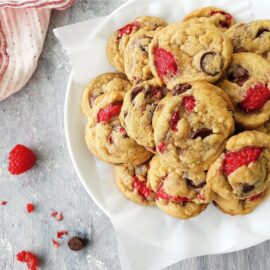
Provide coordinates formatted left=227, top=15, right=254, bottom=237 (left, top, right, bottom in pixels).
left=64, top=0, right=270, bottom=269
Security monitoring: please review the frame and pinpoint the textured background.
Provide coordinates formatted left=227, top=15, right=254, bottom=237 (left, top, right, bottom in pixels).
left=0, top=0, right=270, bottom=269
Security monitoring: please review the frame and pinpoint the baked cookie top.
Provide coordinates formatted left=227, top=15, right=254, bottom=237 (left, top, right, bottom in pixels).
left=153, top=81, right=234, bottom=171
left=81, top=73, right=131, bottom=117
left=148, top=20, right=232, bottom=89
left=147, top=155, right=210, bottom=219
left=218, top=53, right=270, bottom=129
left=107, top=16, right=167, bottom=72
left=120, top=79, right=168, bottom=152
left=85, top=90, right=152, bottom=166
left=226, top=20, right=270, bottom=61
left=183, top=6, right=235, bottom=31
left=207, top=131, right=270, bottom=201
left=114, top=159, right=156, bottom=206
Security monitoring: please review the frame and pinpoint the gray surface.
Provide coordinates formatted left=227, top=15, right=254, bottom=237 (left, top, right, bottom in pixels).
left=0, top=0, right=270, bottom=269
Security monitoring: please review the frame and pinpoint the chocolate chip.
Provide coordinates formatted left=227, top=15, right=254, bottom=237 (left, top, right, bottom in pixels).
left=68, top=237, right=86, bottom=251
left=130, top=87, right=144, bottom=102
left=190, top=128, right=212, bottom=139
left=255, top=27, right=270, bottom=38
left=233, top=46, right=247, bottom=53
left=200, top=52, right=222, bottom=76
left=227, top=65, right=249, bottom=86
left=184, top=175, right=206, bottom=189
left=241, top=183, right=255, bottom=194
left=172, top=83, right=192, bottom=96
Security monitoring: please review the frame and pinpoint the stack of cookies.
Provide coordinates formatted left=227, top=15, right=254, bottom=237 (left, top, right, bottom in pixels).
left=81, top=6, right=270, bottom=219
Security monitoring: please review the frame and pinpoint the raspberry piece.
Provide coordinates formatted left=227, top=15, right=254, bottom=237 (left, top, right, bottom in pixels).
left=210, top=10, right=233, bottom=28
left=183, top=96, right=196, bottom=112
left=157, top=184, right=189, bottom=203
left=26, top=203, right=35, bottom=213
left=16, top=251, right=38, bottom=270
left=154, top=47, right=178, bottom=79
left=118, top=21, right=140, bottom=38
left=57, top=230, right=68, bottom=239
left=223, top=147, right=262, bottom=175
left=132, top=176, right=152, bottom=199
left=157, top=142, right=166, bottom=153
left=51, top=211, right=58, bottom=218
left=1, top=200, right=7, bottom=206
left=171, top=111, right=179, bottom=131
left=8, top=144, right=36, bottom=175
left=248, top=191, right=265, bottom=201
left=97, top=103, right=122, bottom=123
left=239, top=83, right=270, bottom=112
left=57, top=212, right=63, bottom=221
left=52, top=239, right=60, bottom=248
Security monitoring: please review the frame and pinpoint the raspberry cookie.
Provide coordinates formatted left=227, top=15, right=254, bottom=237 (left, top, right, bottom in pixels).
left=218, top=53, right=270, bottom=129
left=149, top=20, right=232, bottom=89
left=120, top=80, right=168, bottom=152
left=115, top=159, right=156, bottom=206
left=184, top=7, right=235, bottom=31
left=107, top=16, right=167, bottom=72
left=81, top=73, right=131, bottom=117
left=85, top=90, right=152, bottom=165
left=153, top=81, right=234, bottom=171
left=207, top=131, right=270, bottom=203
left=226, top=20, right=270, bottom=61
left=148, top=155, right=211, bottom=219
left=124, top=30, right=156, bottom=84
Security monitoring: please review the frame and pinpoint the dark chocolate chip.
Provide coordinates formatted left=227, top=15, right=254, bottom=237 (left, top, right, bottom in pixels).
left=130, top=87, right=144, bottom=101
left=255, top=27, right=270, bottom=38
left=190, top=128, right=212, bottom=139
left=172, top=83, right=192, bottom=96
left=219, top=20, right=230, bottom=29
left=184, top=178, right=206, bottom=189
left=200, top=52, right=222, bottom=76
left=241, top=183, right=255, bottom=194
left=227, top=65, right=249, bottom=86
left=68, top=237, right=86, bottom=251
left=233, top=46, right=247, bottom=53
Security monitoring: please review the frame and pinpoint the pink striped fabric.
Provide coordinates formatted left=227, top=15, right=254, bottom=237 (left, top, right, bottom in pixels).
left=0, top=0, right=75, bottom=101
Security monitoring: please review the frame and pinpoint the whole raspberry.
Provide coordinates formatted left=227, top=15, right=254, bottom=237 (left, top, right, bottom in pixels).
left=118, top=21, right=140, bottom=38
left=16, top=251, right=38, bottom=270
left=223, top=147, right=262, bottom=175
left=154, top=47, right=178, bottom=79
left=156, top=184, right=189, bottom=203
left=97, top=103, right=122, bottom=123
left=239, top=83, right=270, bottom=112
left=8, top=145, right=36, bottom=175
left=183, top=96, right=196, bottom=112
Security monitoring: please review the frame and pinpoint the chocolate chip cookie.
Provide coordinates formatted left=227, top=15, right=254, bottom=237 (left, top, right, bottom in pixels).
left=115, top=159, right=156, bottom=206
left=107, top=16, right=167, bottom=72
left=81, top=73, right=131, bottom=117
left=85, top=90, right=152, bottom=165
left=148, top=155, right=211, bottom=219
left=184, top=6, right=235, bottom=31
left=149, top=20, right=232, bottom=89
left=218, top=53, right=270, bottom=129
left=120, top=80, right=168, bottom=152
left=153, top=81, right=234, bottom=171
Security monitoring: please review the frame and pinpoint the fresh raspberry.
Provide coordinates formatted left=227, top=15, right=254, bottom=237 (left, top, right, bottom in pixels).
left=183, top=96, right=196, bottom=112
left=57, top=230, right=68, bottom=239
left=52, top=239, right=60, bottom=248
left=118, top=21, right=140, bottom=38
left=26, top=203, right=35, bottom=213
left=239, top=83, right=270, bottom=112
left=171, top=111, right=179, bottom=131
left=132, top=176, right=153, bottom=199
left=248, top=191, right=265, bottom=201
left=210, top=10, right=233, bottom=28
left=223, top=147, right=262, bottom=175
left=16, top=251, right=38, bottom=270
left=8, top=144, right=36, bottom=175
left=97, top=103, right=122, bottom=123
left=156, top=184, right=189, bottom=203
left=157, top=142, right=166, bottom=153
left=154, top=47, right=178, bottom=79
left=1, top=200, right=7, bottom=206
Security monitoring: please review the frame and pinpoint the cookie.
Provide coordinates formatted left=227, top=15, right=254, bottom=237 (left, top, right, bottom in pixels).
left=148, top=155, right=211, bottom=219
left=120, top=80, right=168, bottom=152
left=218, top=53, right=270, bottom=129
left=107, top=16, right=167, bottom=72
left=148, top=20, right=232, bottom=89
left=226, top=20, right=270, bottom=61
left=85, top=90, right=153, bottom=166
left=207, top=131, right=270, bottom=202
left=153, top=81, right=234, bottom=171
left=256, top=121, right=270, bottom=135
left=124, top=30, right=156, bottom=84
left=213, top=189, right=269, bottom=215
left=183, top=6, right=235, bottom=31
left=114, top=159, right=156, bottom=206
left=81, top=73, right=131, bottom=117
